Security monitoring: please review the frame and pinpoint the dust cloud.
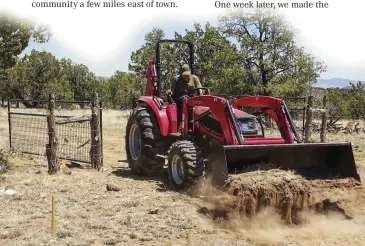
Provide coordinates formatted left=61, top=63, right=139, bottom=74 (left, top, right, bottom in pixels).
left=193, top=167, right=363, bottom=245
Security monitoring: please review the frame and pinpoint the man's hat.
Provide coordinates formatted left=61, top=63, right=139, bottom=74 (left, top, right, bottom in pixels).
left=181, top=64, right=191, bottom=76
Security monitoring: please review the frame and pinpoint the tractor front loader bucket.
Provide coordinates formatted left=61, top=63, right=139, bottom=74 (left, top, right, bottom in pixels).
left=208, top=142, right=361, bottom=187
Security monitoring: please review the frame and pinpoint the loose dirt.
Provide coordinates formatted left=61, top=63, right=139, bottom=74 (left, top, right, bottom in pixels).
left=196, top=165, right=362, bottom=225
left=193, top=166, right=365, bottom=245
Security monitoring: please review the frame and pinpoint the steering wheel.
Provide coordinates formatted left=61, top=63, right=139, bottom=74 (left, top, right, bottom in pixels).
left=178, top=87, right=211, bottom=100
left=188, top=87, right=210, bottom=97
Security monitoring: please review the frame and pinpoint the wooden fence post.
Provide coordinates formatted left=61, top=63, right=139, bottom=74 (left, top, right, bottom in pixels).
left=46, top=93, right=59, bottom=174
left=320, top=94, right=328, bottom=143
left=303, top=96, right=313, bottom=143
left=90, top=93, right=102, bottom=170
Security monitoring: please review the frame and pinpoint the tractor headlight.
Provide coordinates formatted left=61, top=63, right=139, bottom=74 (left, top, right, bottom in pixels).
left=236, top=118, right=259, bottom=135
left=247, top=121, right=255, bottom=129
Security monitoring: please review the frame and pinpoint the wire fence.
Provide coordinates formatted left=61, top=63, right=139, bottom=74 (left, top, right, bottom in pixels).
left=8, top=113, right=48, bottom=156
left=284, top=97, right=306, bottom=138
left=56, top=116, right=91, bottom=163
left=2, top=98, right=102, bottom=165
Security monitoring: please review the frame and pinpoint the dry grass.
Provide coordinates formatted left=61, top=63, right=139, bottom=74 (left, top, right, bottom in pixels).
left=1, top=108, right=365, bottom=246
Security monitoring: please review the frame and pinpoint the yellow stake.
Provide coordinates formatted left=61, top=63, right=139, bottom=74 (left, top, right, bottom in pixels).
left=51, top=195, right=55, bottom=233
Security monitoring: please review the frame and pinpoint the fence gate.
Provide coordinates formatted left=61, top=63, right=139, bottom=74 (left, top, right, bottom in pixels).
left=283, top=97, right=306, bottom=139
left=7, top=98, right=103, bottom=165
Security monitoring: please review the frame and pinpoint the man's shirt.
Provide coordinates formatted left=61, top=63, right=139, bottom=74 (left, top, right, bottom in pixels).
left=171, top=75, right=202, bottom=101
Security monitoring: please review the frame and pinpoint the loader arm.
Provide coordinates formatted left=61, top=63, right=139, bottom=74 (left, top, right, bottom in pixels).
left=232, top=96, right=295, bottom=143
left=184, top=95, right=241, bottom=145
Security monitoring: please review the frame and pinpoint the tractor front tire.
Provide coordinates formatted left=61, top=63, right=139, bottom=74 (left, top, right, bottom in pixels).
left=167, top=140, right=205, bottom=190
left=125, top=107, right=165, bottom=175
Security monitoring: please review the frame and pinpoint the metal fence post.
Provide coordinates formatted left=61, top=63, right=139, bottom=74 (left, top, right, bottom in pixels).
left=99, top=100, right=103, bottom=167
left=320, top=94, right=328, bottom=143
left=7, top=99, right=12, bottom=150
left=303, top=96, right=313, bottom=143
left=302, top=97, right=306, bottom=140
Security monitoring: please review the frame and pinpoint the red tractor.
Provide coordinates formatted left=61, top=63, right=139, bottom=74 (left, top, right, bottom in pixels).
left=125, top=39, right=360, bottom=190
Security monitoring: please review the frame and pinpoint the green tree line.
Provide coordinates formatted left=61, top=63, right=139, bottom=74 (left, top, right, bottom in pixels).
left=0, top=9, right=364, bottom=120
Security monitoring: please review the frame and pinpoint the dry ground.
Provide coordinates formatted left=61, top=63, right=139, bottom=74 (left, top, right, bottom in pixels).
left=1, top=108, right=365, bottom=246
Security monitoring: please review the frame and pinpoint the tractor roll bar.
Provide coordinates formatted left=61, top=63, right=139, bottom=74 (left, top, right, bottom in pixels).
left=155, top=39, right=195, bottom=97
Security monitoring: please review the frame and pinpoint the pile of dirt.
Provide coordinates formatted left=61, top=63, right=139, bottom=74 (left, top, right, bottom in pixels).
left=197, top=166, right=362, bottom=225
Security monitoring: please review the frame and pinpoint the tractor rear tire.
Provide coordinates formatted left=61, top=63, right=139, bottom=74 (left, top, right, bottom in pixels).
left=167, top=140, right=205, bottom=190
left=125, top=107, right=165, bottom=175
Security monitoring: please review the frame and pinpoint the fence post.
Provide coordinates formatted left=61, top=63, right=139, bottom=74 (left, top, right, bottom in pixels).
left=90, top=93, right=102, bottom=170
left=320, top=94, right=328, bottom=143
left=46, top=93, right=59, bottom=174
left=7, top=99, right=12, bottom=150
left=303, top=96, right=313, bottom=143
left=302, top=98, right=306, bottom=140
left=99, top=100, right=103, bottom=167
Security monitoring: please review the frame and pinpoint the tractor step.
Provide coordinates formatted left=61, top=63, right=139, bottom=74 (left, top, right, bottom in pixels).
left=143, top=145, right=167, bottom=159
left=156, top=154, right=167, bottom=159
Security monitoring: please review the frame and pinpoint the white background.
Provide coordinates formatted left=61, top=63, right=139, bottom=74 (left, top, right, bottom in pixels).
left=0, top=0, right=364, bottom=80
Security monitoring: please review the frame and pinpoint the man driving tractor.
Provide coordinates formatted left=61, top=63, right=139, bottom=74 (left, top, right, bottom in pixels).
left=167, top=64, right=202, bottom=126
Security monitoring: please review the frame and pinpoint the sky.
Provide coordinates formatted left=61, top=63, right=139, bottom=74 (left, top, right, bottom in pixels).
left=1, top=0, right=364, bottom=81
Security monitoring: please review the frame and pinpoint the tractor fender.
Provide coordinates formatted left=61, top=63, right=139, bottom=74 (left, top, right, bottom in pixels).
left=137, top=96, right=170, bottom=136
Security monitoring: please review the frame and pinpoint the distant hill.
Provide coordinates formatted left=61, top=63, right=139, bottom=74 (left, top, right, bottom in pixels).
left=315, top=78, right=364, bottom=89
